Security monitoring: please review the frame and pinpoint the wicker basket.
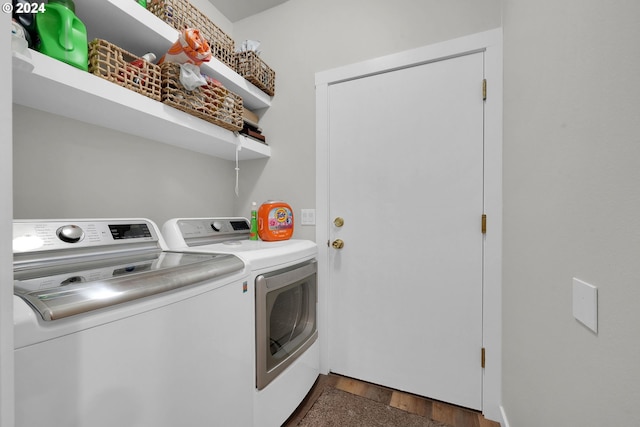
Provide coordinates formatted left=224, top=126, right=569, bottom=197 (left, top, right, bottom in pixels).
left=88, top=39, right=162, bottom=101
left=234, top=51, right=275, bottom=96
left=160, top=62, right=243, bottom=131
left=147, top=0, right=235, bottom=68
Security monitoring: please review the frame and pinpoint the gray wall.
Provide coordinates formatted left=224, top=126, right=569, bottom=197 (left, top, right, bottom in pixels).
left=12, top=0, right=237, bottom=229
left=1, top=12, right=14, bottom=427
left=12, top=0, right=501, bottom=238
left=232, top=0, right=503, bottom=240
left=502, top=1, right=640, bottom=426
left=232, top=0, right=640, bottom=426
left=15, top=1, right=640, bottom=425
left=13, top=105, right=237, bottom=226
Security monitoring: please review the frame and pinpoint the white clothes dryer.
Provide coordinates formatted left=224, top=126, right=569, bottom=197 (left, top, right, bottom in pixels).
left=162, top=217, right=319, bottom=427
left=13, top=219, right=253, bottom=427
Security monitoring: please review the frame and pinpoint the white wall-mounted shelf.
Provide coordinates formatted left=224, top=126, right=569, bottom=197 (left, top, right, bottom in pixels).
left=12, top=0, right=274, bottom=161
left=13, top=49, right=270, bottom=160
left=74, top=0, right=272, bottom=111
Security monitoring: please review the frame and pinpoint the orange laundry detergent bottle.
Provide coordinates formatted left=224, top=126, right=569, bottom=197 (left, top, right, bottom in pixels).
left=258, top=201, right=294, bottom=241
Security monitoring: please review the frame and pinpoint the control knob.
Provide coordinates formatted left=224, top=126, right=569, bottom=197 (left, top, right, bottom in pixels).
left=211, top=221, right=223, bottom=232
left=56, top=225, right=85, bottom=243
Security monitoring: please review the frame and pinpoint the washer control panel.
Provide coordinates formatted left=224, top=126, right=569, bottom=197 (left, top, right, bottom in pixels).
left=56, top=224, right=85, bottom=243
left=13, top=219, right=158, bottom=254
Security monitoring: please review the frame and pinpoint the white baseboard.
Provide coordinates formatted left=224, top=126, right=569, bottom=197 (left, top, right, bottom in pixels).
left=499, top=405, right=510, bottom=427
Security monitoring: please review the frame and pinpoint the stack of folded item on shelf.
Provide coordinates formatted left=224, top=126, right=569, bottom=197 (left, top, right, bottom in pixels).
left=240, top=107, right=267, bottom=144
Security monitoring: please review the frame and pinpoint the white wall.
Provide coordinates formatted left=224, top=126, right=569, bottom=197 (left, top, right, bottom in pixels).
left=13, top=105, right=237, bottom=227
left=1, top=11, right=14, bottom=427
left=13, top=0, right=502, bottom=236
left=10, top=1, right=640, bottom=426
left=502, top=1, right=640, bottom=426
left=231, top=0, right=502, bottom=240
left=232, top=1, right=640, bottom=425
left=190, top=0, right=233, bottom=35
left=12, top=0, right=236, bottom=228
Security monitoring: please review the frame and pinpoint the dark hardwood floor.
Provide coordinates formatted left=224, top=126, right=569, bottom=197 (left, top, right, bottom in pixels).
left=283, top=373, right=501, bottom=427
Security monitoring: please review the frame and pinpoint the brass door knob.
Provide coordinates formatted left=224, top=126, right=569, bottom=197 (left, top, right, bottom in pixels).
left=333, top=217, right=344, bottom=227
left=332, top=239, right=345, bottom=249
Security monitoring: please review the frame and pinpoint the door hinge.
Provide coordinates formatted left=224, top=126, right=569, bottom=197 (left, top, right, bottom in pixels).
left=481, top=214, right=487, bottom=234
left=481, top=347, right=486, bottom=368
left=482, top=79, right=487, bottom=101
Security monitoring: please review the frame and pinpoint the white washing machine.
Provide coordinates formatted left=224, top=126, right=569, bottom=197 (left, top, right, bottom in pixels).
left=13, top=218, right=254, bottom=427
left=162, top=217, right=319, bottom=427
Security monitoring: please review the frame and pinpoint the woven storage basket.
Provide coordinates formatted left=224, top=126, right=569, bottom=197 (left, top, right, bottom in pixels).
left=147, top=0, right=235, bottom=68
left=234, top=51, right=275, bottom=96
left=160, top=62, right=243, bottom=131
left=88, top=39, right=162, bottom=101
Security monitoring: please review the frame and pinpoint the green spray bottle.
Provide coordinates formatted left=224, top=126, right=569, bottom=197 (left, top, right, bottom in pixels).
left=249, top=202, right=259, bottom=240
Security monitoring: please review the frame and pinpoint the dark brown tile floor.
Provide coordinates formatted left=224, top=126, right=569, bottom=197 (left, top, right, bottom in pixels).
left=283, top=374, right=501, bottom=427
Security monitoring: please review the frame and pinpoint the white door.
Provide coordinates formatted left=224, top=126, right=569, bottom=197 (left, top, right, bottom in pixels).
left=327, top=51, right=485, bottom=410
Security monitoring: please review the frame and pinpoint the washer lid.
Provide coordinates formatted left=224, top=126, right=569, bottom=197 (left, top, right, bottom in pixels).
left=14, top=251, right=244, bottom=321
left=209, top=239, right=317, bottom=270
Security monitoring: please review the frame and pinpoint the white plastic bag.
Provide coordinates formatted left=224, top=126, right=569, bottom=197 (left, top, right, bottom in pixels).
left=179, top=63, right=207, bottom=90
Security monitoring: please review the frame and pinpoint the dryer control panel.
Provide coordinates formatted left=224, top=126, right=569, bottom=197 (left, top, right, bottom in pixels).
left=171, top=218, right=251, bottom=247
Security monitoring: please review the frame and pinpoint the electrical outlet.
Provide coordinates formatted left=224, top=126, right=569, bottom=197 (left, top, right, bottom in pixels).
left=572, top=278, right=598, bottom=333
left=300, top=209, right=316, bottom=225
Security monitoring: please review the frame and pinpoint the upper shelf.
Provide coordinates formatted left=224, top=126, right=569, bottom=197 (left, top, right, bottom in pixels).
left=12, top=49, right=271, bottom=161
left=12, top=0, right=273, bottom=161
left=74, top=0, right=272, bottom=110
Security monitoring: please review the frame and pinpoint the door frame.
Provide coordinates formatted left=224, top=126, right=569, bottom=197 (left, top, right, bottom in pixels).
left=315, top=28, right=503, bottom=422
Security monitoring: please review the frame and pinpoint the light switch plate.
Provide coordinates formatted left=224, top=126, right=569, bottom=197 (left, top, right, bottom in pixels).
left=572, top=278, right=598, bottom=333
left=300, top=209, right=316, bottom=225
